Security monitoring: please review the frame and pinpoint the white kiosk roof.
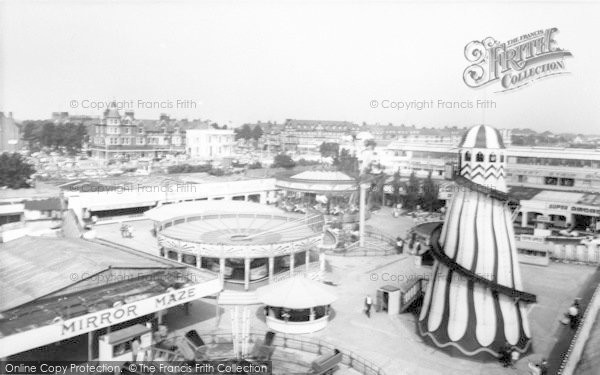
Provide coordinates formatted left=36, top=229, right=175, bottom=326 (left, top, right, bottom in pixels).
left=256, top=276, right=338, bottom=309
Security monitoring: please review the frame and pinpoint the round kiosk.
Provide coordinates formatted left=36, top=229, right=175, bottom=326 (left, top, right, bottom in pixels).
left=256, top=276, right=338, bottom=334
left=146, top=201, right=325, bottom=291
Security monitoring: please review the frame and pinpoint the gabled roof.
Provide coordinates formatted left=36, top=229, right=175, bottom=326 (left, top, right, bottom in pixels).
left=0, top=237, right=179, bottom=312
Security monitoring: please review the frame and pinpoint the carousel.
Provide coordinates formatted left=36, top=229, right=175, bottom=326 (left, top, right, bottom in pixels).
left=146, top=201, right=325, bottom=291
left=275, top=170, right=364, bottom=223
left=256, top=276, right=338, bottom=334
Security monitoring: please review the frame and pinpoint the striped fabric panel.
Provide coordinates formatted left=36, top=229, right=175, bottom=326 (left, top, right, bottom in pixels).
left=419, top=188, right=531, bottom=356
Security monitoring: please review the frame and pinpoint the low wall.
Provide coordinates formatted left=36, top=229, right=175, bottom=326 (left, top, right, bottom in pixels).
left=550, top=243, right=600, bottom=264
left=558, top=283, right=600, bottom=374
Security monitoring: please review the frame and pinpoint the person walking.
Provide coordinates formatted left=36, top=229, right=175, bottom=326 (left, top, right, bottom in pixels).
left=568, top=300, right=580, bottom=329
left=396, top=237, right=404, bottom=254
left=364, top=295, right=373, bottom=318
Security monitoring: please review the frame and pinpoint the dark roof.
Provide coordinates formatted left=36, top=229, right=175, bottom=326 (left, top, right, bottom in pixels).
left=23, top=197, right=63, bottom=211
left=0, top=237, right=182, bottom=312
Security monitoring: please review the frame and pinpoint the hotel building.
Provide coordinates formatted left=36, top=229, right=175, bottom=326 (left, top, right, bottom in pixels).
left=89, top=103, right=210, bottom=160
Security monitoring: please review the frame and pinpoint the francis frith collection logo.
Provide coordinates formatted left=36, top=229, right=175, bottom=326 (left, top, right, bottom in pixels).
left=463, top=28, right=572, bottom=92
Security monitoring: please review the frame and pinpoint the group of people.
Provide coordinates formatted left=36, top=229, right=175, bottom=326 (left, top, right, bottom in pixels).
left=120, top=223, right=134, bottom=238
left=499, top=344, right=549, bottom=375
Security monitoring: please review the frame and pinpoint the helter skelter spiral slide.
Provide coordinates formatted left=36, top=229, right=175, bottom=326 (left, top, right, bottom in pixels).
left=418, top=125, right=537, bottom=360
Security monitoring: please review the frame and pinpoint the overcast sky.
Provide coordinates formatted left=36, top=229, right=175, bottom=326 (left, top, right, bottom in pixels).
left=1, top=0, right=599, bottom=133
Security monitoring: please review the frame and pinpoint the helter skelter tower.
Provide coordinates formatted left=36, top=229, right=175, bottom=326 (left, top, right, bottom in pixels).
left=418, top=125, right=536, bottom=359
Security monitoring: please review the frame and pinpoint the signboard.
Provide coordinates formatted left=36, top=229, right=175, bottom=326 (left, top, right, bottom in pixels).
left=517, top=235, right=546, bottom=243
left=0, top=278, right=222, bottom=358
left=547, top=203, right=600, bottom=216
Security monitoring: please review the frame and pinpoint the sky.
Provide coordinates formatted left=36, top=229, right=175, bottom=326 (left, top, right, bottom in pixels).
left=1, top=0, right=599, bottom=133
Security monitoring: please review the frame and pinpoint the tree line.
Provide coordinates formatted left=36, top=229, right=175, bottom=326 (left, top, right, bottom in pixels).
left=235, top=124, right=263, bottom=141
left=21, top=121, right=88, bottom=154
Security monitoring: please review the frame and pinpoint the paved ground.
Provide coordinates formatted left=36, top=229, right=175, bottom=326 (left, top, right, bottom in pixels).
left=93, top=208, right=599, bottom=375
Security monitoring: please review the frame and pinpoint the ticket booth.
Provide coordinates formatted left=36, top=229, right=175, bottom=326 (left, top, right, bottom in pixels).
left=98, top=324, right=152, bottom=361
left=376, top=285, right=401, bottom=315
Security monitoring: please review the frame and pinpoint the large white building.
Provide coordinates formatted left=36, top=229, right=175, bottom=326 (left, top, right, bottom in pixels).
left=377, top=137, right=600, bottom=232
left=186, top=128, right=235, bottom=160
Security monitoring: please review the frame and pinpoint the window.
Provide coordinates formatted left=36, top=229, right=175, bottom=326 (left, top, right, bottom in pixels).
left=489, top=153, right=497, bottom=162
left=500, top=155, right=504, bottom=162
left=544, top=176, right=558, bottom=185
left=464, top=151, right=471, bottom=161
left=138, top=128, right=144, bottom=134
left=476, top=152, right=484, bottom=162
left=559, top=178, right=574, bottom=187
left=518, top=175, right=526, bottom=183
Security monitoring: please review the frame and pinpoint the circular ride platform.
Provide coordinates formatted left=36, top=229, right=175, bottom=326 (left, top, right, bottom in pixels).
left=146, top=201, right=324, bottom=290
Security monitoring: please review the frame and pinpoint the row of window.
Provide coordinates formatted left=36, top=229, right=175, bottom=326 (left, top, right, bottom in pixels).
left=544, top=177, right=575, bottom=186
left=514, top=157, right=600, bottom=168
left=98, top=137, right=182, bottom=146
left=463, top=151, right=505, bottom=163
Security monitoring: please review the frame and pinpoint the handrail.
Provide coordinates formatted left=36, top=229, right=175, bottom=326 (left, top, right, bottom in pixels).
left=453, top=175, right=509, bottom=202
left=428, top=223, right=536, bottom=303
left=176, top=330, right=387, bottom=375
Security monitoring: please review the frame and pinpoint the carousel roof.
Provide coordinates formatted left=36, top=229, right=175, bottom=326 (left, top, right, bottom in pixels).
left=290, top=170, right=355, bottom=182
left=255, top=276, right=338, bottom=309
left=276, top=170, right=358, bottom=194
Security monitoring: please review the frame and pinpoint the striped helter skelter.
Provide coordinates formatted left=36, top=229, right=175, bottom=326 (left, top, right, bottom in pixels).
left=418, top=124, right=534, bottom=358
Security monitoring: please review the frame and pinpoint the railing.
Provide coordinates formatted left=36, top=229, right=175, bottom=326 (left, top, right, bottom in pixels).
left=94, top=212, right=148, bottom=223
left=272, top=261, right=322, bottom=283
left=184, top=330, right=387, bottom=375
left=325, top=230, right=396, bottom=257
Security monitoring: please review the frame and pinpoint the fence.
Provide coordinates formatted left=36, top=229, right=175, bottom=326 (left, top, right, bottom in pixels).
left=550, top=243, right=600, bottom=264
left=191, top=330, right=387, bottom=375
left=324, top=229, right=397, bottom=257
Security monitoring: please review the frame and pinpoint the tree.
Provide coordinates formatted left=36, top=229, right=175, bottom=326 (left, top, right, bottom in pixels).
left=272, top=153, right=296, bottom=169
left=21, top=121, right=43, bottom=150
left=421, top=172, right=440, bottom=212
left=0, top=153, right=35, bottom=189
left=319, top=142, right=339, bottom=158
left=391, top=171, right=403, bottom=205
left=251, top=125, right=263, bottom=141
left=404, top=172, right=420, bottom=210
left=40, top=122, right=57, bottom=148
left=335, top=148, right=359, bottom=176
left=235, top=124, right=253, bottom=140
left=368, top=173, right=387, bottom=209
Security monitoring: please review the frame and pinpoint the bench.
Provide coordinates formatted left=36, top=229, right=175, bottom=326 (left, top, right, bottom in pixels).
left=309, top=349, right=342, bottom=375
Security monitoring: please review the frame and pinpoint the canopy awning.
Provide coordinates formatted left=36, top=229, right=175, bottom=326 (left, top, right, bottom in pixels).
left=255, top=276, right=338, bottom=309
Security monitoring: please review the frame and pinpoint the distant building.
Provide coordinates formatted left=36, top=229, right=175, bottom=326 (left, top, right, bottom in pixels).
left=0, top=112, right=20, bottom=154
left=186, top=128, right=235, bottom=160
left=280, top=119, right=359, bottom=152
left=89, top=102, right=210, bottom=160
